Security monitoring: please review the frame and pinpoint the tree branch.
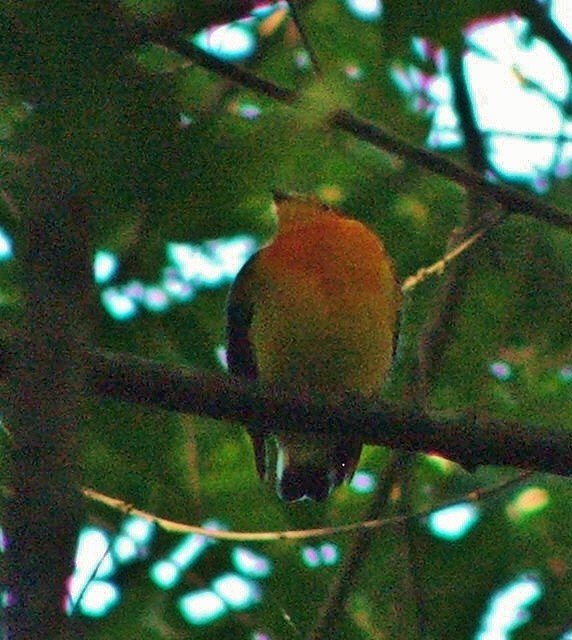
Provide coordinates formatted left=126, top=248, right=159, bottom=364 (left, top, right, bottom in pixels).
left=84, top=471, right=530, bottom=541
left=330, top=110, right=572, bottom=231
left=150, top=36, right=572, bottom=232
left=81, top=350, right=572, bottom=477
left=151, top=35, right=298, bottom=103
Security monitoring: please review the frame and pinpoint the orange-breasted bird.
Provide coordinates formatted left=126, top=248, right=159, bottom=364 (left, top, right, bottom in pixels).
left=227, top=192, right=401, bottom=501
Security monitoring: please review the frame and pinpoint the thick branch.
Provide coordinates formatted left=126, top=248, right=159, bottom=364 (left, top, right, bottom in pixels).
left=86, top=350, right=572, bottom=477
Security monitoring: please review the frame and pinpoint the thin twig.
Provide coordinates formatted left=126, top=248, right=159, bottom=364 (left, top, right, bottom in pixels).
left=287, top=0, right=322, bottom=77
left=401, top=224, right=491, bottom=293
left=84, top=472, right=531, bottom=541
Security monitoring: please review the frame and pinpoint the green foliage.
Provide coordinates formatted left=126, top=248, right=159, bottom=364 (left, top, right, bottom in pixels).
left=1, top=1, right=572, bottom=639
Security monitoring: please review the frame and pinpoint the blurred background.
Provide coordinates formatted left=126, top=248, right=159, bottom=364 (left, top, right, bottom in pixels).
left=1, top=0, right=572, bottom=638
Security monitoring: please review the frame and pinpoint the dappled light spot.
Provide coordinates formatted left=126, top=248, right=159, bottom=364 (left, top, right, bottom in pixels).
left=411, top=37, right=448, bottom=70
left=294, top=49, right=311, bottom=70
left=162, top=268, right=195, bottom=303
left=149, top=519, right=224, bottom=590
left=0, top=227, right=13, bottom=260
left=391, top=40, right=461, bottom=151
left=395, top=195, right=429, bottom=224
left=317, top=184, right=343, bottom=203
left=212, top=572, right=261, bottom=610
left=344, top=64, right=364, bottom=81
left=73, top=527, right=115, bottom=579
left=111, top=516, right=154, bottom=564
left=100, top=287, right=138, bottom=321
left=142, top=286, right=169, bottom=313
left=215, top=345, right=228, bottom=370
left=344, top=0, right=383, bottom=22
left=559, top=365, right=572, bottom=382
left=489, top=360, right=512, bottom=381
left=301, top=546, right=320, bottom=568
left=149, top=559, right=179, bottom=590
left=99, top=235, right=256, bottom=321
left=425, top=454, right=456, bottom=474
left=349, top=470, right=376, bottom=494
left=121, top=515, right=154, bottom=547
left=476, top=574, right=542, bottom=638
left=506, top=486, right=550, bottom=521
left=233, top=100, right=262, bottom=120
left=194, top=24, right=256, bottom=62
left=167, top=235, right=256, bottom=286
left=319, top=543, right=339, bottom=565
left=231, top=546, right=272, bottom=578
left=67, top=526, right=119, bottom=616
left=93, top=250, right=118, bottom=285
left=122, top=280, right=146, bottom=301
left=301, top=542, right=340, bottom=568
left=169, top=243, right=227, bottom=285
left=426, top=503, right=479, bottom=541
left=252, top=632, right=272, bottom=640
left=251, top=2, right=289, bottom=20
left=256, top=5, right=289, bottom=38
left=71, top=580, right=120, bottom=618
left=178, top=113, right=193, bottom=128
left=178, top=589, right=227, bottom=625
left=112, top=535, right=137, bottom=564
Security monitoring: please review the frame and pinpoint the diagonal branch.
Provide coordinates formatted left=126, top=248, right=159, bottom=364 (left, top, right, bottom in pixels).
left=151, top=35, right=298, bottom=102
left=151, top=35, right=572, bottom=231
left=330, top=110, right=572, bottom=231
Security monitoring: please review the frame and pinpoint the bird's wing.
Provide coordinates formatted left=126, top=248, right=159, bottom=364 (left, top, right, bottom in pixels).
left=226, top=252, right=267, bottom=479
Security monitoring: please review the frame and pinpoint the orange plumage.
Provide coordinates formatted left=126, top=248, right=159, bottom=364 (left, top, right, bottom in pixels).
left=227, top=193, right=401, bottom=501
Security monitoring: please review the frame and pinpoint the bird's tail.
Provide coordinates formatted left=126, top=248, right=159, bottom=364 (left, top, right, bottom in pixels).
left=275, top=435, right=361, bottom=502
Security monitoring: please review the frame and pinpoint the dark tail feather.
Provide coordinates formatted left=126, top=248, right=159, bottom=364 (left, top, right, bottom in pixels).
left=278, top=441, right=362, bottom=502
left=278, top=466, right=332, bottom=502
left=249, top=432, right=267, bottom=480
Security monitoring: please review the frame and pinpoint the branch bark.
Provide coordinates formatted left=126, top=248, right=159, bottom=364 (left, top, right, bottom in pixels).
left=80, top=350, right=572, bottom=477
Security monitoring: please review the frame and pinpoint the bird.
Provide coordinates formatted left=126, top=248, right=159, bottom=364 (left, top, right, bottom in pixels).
left=226, top=192, right=401, bottom=502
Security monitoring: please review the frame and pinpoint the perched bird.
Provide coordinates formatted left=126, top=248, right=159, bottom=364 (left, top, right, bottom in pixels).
left=226, top=192, right=401, bottom=501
